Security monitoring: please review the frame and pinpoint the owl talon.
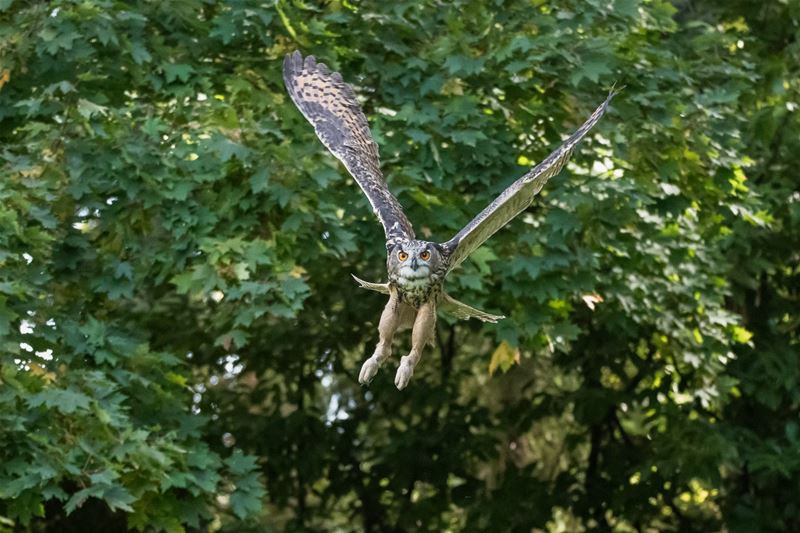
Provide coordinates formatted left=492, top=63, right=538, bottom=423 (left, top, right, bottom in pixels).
left=359, top=356, right=382, bottom=385
left=394, top=361, right=414, bottom=390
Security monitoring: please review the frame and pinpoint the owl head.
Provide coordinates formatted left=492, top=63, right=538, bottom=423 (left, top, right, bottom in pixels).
left=387, top=240, right=445, bottom=281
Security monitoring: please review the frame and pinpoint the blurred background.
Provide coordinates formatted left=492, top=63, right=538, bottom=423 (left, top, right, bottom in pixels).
left=1, top=0, right=798, bottom=531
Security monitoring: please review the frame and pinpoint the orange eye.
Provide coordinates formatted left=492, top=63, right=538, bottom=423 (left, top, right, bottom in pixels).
left=398, top=251, right=409, bottom=261
left=420, top=250, right=430, bottom=261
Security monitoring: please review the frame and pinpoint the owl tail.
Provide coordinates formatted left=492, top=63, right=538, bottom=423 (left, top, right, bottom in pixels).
left=440, top=293, right=505, bottom=323
left=351, top=274, right=390, bottom=294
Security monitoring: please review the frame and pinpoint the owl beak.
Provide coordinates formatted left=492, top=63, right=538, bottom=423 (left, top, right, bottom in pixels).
left=410, top=257, right=419, bottom=270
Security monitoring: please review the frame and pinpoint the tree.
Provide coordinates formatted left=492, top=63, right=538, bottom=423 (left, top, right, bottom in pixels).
left=1, top=0, right=797, bottom=531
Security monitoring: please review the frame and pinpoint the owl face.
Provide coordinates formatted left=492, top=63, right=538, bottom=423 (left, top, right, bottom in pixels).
left=387, top=240, right=444, bottom=285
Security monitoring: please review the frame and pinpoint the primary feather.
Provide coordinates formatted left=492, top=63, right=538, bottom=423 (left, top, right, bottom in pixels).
left=283, top=51, right=415, bottom=242
left=442, top=89, right=619, bottom=271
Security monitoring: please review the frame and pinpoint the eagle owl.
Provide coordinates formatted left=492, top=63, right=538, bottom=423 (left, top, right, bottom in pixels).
left=283, top=51, right=616, bottom=389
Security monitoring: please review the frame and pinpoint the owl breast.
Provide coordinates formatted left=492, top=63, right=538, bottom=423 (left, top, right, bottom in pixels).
left=390, top=267, right=444, bottom=308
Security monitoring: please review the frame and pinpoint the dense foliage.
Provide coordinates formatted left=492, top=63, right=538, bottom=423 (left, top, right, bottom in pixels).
left=1, top=0, right=798, bottom=531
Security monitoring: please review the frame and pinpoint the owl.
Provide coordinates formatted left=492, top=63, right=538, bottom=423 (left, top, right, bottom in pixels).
left=283, top=51, right=617, bottom=389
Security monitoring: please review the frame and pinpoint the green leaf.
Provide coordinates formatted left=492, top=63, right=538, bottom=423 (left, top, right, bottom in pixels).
left=163, top=63, right=194, bottom=83
left=114, top=261, right=133, bottom=280
left=249, top=167, right=270, bottom=193
left=229, top=485, right=263, bottom=520
left=0, top=296, right=17, bottom=338
left=731, top=326, right=753, bottom=344
left=89, top=470, right=119, bottom=485
left=102, top=485, right=135, bottom=513
left=65, top=486, right=103, bottom=515
left=77, top=99, right=108, bottom=119
left=468, top=247, right=498, bottom=275
left=212, top=137, right=250, bottom=162
left=226, top=451, right=264, bottom=519
left=569, top=56, right=613, bottom=85
left=171, top=272, right=194, bottom=294
left=614, top=0, right=639, bottom=18
left=443, top=54, right=486, bottom=75
left=225, top=450, right=258, bottom=476
left=27, top=389, right=92, bottom=414
left=450, top=129, right=488, bottom=147
left=130, top=41, right=152, bottom=64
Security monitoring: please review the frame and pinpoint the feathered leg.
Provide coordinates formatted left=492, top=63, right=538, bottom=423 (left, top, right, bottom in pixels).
left=359, top=288, right=411, bottom=385
left=394, top=300, right=436, bottom=390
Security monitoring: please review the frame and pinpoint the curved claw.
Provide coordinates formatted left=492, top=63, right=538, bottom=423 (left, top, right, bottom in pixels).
left=359, top=356, right=382, bottom=385
left=394, top=360, right=414, bottom=390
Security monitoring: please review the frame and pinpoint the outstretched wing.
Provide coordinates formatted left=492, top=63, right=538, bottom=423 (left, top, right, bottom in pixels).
left=283, top=51, right=414, bottom=242
left=442, top=90, right=617, bottom=271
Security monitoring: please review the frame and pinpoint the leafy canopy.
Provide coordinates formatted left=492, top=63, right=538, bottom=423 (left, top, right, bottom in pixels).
left=1, top=0, right=798, bottom=531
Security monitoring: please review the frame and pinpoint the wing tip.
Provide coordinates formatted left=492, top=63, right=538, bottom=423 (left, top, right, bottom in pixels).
left=285, top=50, right=338, bottom=80
left=285, top=50, right=302, bottom=69
left=283, top=50, right=304, bottom=85
left=479, top=312, right=505, bottom=323
left=304, top=53, right=317, bottom=70
left=606, top=82, right=625, bottom=104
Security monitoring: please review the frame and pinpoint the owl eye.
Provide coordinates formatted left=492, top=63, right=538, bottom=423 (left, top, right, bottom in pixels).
left=419, top=250, right=431, bottom=261
left=398, top=251, right=409, bottom=261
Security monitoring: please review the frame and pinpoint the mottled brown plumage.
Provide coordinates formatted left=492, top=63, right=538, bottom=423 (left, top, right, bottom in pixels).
left=283, top=51, right=617, bottom=389
left=442, top=92, right=615, bottom=271
left=283, top=51, right=414, bottom=243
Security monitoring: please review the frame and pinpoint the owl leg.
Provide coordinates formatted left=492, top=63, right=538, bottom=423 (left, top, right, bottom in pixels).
left=395, top=300, right=436, bottom=390
left=358, top=289, right=403, bottom=385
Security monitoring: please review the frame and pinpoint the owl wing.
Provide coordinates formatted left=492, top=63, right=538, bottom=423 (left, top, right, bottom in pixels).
left=441, top=90, right=617, bottom=272
left=283, top=51, right=415, bottom=242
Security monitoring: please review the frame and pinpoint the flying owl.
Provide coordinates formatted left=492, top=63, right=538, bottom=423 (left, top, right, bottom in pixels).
left=283, top=51, right=617, bottom=390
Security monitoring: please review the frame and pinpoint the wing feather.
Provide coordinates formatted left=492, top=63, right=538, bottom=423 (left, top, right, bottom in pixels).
left=283, top=51, right=414, bottom=241
left=442, top=90, right=617, bottom=271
